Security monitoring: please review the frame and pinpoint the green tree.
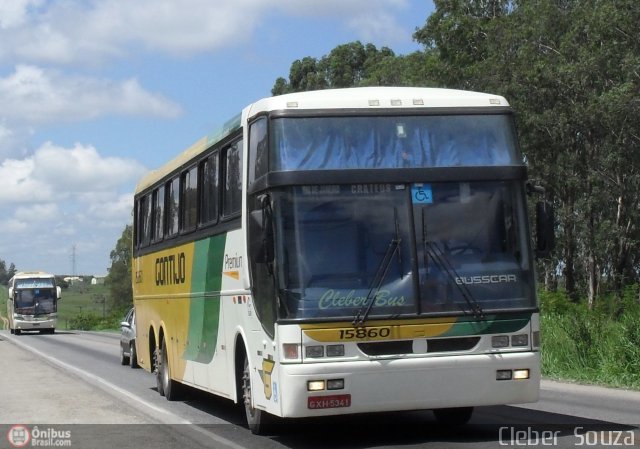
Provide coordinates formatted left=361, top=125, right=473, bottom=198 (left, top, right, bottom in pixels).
left=415, top=0, right=640, bottom=308
left=0, top=259, right=6, bottom=285
left=272, top=42, right=435, bottom=94
left=106, top=224, right=133, bottom=312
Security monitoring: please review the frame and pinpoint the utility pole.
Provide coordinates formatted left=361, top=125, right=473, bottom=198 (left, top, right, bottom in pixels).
left=71, top=244, right=77, bottom=278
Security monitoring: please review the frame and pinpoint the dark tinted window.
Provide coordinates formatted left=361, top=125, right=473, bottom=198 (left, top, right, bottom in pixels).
left=152, top=187, right=165, bottom=241
left=138, top=193, right=152, bottom=247
left=223, top=139, right=243, bottom=217
left=249, top=118, right=268, bottom=184
left=182, top=166, right=198, bottom=231
left=200, top=153, right=219, bottom=225
left=167, top=178, right=180, bottom=237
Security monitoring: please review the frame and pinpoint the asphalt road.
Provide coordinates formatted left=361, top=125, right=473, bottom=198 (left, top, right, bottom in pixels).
left=0, top=330, right=638, bottom=449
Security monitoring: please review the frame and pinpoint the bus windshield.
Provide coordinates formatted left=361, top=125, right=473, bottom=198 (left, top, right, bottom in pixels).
left=273, top=182, right=534, bottom=320
left=271, top=114, right=519, bottom=170
left=14, top=287, right=57, bottom=315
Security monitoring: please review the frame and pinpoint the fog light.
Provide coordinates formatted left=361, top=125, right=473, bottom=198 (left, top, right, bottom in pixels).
left=492, top=335, right=510, bottom=348
left=326, top=379, right=344, bottom=390
left=513, top=369, right=530, bottom=380
left=305, top=345, right=324, bottom=358
left=283, top=343, right=299, bottom=360
left=496, top=370, right=512, bottom=380
left=326, top=344, right=345, bottom=357
left=511, top=334, right=529, bottom=347
left=307, top=380, right=325, bottom=391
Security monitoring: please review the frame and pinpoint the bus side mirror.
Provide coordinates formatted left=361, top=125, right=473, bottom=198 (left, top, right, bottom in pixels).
left=56, top=286, right=62, bottom=300
left=535, top=201, right=555, bottom=259
left=8, top=287, right=13, bottom=300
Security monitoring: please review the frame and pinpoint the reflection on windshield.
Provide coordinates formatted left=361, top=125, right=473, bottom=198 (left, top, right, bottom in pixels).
left=271, top=115, right=518, bottom=171
left=271, top=181, right=534, bottom=320
left=274, top=185, right=414, bottom=319
left=417, top=182, right=533, bottom=313
left=15, top=289, right=57, bottom=314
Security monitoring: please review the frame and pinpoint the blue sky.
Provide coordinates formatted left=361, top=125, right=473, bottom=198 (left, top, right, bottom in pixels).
left=0, top=0, right=434, bottom=276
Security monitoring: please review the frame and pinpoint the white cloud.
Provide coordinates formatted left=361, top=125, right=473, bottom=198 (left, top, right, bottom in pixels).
left=0, top=157, right=53, bottom=202
left=14, top=203, right=59, bottom=224
left=32, top=142, right=148, bottom=192
left=0, top=142, right=143, bottom=274
left=0, top=0, right=44, bottom=29
left=0, top=143, right=146, bottom=203
left=0, top=65, right=182, bottom=125
left=0, top=0, right=410, bottom=64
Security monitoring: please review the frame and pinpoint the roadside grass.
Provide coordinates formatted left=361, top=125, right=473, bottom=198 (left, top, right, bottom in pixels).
left=540, top=288, right=640, bottom=390
left=58, top=284, right=122, bottom=331
left=0, top=285, right=7, bottom=328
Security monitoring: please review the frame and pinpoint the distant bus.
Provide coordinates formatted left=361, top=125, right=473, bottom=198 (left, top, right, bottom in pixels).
left=132, top=87, right=553, bottom=434
left=8, top=271, right=61, bottom=335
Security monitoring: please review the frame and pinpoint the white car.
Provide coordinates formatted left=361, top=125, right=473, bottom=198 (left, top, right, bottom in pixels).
left=119, top=307, right=138, bottom=368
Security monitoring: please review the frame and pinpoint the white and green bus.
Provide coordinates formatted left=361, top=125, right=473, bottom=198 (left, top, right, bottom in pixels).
left=132, top=87, right=553, bottom=433
left=8, top=271, right=61, bottom=335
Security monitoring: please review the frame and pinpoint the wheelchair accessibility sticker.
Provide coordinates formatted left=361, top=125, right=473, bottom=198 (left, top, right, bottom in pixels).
left=412, top=184, right=433, bottom=204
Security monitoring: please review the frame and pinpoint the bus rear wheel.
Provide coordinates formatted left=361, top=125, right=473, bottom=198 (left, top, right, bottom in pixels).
left=433, top=407, right=474, bottom=426
left=242, top=354, right=272, bottom=435
left=158, top=341, right=182, bottom=401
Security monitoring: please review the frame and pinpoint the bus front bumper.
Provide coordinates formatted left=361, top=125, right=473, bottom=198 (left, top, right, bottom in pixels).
left=13, top=317, right=57, bottom=331
left=277, top=351, right=540, bottom=418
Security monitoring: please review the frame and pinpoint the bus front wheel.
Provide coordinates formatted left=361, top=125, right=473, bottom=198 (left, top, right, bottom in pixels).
left=242, top=354, right=272, bottom=435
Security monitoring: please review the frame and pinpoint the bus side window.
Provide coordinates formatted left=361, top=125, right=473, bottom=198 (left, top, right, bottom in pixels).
left=199, top=153, right=219, bottom=225
left=249, top=117, right=268, bottom=185
left=137, top=193, right=152, bottom=247
left=181, top=165, right=198, bottom=232
left=166, top=177, right=180, bottom=237
left=152, top=187, right=165, bottom=242
left=223, top=139, right=243, bottom=218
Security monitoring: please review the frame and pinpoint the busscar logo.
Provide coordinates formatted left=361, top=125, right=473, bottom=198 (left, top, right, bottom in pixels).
left=456, top=274, right=517, bottom=285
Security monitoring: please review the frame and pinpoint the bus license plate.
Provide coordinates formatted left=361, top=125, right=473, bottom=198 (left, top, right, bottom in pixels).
left=308, top=394, right=351, bottom=409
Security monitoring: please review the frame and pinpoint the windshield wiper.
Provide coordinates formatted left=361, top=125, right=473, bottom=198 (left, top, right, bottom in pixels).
left=353, top=208, right=402, bottom=326
left=421, top=209, right=484, bottom=319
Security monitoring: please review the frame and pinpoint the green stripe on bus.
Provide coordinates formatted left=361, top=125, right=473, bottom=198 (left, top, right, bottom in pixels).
left=183, top=234, right=226, bottom=363
left=439, top=313, right=531, bottom=337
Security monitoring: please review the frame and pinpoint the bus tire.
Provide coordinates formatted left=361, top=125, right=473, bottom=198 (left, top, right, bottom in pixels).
left=120, top=345, right=129, bottom=365
left=155, top=346, right=164, bottom=396
left=10, top=329, right=14, bottom=335
left=129, top=342, right=138, bottom=368
left=433, top=407, right=474, bottom=426
left=242, top=353, right=272, bottom=435
left=159, top=341, right=182, bottom=401
left=15, top=329, right=21, bottom=336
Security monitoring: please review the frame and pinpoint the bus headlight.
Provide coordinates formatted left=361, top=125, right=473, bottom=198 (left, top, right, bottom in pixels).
left=491, top=336, right=510, bottom=348
left=326, top=344, right=345, bottom=357
left=305, top=346, right=324, bottom=358
left=511, top=334, right=529, bottom=347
